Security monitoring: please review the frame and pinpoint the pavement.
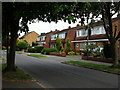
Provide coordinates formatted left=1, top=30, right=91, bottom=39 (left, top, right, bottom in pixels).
left=2, top=52, right=118, bottom=88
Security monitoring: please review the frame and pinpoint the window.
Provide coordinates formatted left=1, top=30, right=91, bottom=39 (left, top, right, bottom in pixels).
left=92, top=26, right=100, bottom=35
left=80, top=43, right=86, bottom=50
left=51, top=34, right=58, bottom=40
left=76, top=29, right=87, bottom=37
left=92, top=26, right=106, bottom=35
left=58, top=32, right=66, bottom=39
left=100, top=26, right=106, bottom=34
left=41, top=36, right=46, bottom=41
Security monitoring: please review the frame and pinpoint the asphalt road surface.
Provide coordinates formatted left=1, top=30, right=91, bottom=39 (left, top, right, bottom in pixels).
left=15, top=53, right=119, bottom=88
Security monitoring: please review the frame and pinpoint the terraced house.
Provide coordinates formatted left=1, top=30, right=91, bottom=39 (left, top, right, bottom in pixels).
left=37, top=15, right=120, bottom=60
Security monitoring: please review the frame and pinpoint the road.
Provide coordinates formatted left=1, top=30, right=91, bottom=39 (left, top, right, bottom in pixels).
left=15, top=53, right=119, bottom=88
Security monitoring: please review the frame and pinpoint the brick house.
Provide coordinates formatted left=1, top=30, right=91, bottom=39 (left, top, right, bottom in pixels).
left=38, top=15, right=120, bottom=60
left=50, top=27, right=77, bottom=51
left=20, top=31, right=39, bottom=46
left=72, top=24, right=108, bottom=53
left=37, top=30, right=59, bottom=48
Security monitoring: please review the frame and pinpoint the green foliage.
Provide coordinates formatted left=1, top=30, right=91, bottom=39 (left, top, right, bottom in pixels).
left=32, top=42, right=38, bottom=46
left=27, top=47, right=36, bottom=53
left=66, top=38, right=72, bottom=51
left=41, top=48, right=58, bottom=55
left=56, top=38, right=63, bottom=52
left=103, top=43, right=112, bottom=58
left=68, top=51, right=75, bottom=55
left=27, top=46, right=43, bottom=53
left=34, top=46, right=44, bottom=53
left=28, top=54, right=47, bottom=58
left=17, top=40, right=28, bottom=50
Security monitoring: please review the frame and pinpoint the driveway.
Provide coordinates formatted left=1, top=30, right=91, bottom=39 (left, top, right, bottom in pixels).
left=15, top=53, right=118, bottom=88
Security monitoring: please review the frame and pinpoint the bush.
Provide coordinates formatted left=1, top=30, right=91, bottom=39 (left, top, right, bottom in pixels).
left=17, top=40, right=28, bottom=50
left=27, top=47, right=36, bottom=53
left=34, top=46, right=44, bottom=53
left=56, top=38, right=63, bottom=52
left=66, top=38, right=72, bottom=51
left=41, top=48, right=58, bottom=55
left=68, top=51, right=75, bottom=55
left=27, top=46, right=44, bottom=53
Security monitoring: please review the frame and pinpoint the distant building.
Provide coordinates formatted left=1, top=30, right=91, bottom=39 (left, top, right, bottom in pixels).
left=20, top=31, right=39, bottom=46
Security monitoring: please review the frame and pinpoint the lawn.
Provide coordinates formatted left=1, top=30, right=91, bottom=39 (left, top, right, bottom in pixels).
left=62, top=61, right=120, bottom=74
left=2, top=64, right=33, bottom=81
left=28, top=54, right=47, bottom=58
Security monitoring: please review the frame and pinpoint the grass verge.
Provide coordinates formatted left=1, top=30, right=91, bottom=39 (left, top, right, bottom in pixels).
left=16, top=51, right=26, bottom=54
left=66, top=55, right=81, bottom=57
left=28, top=54, right=47, bottom=58
left=62, top=61, right=120, bottom=74
left=0, top=58, right=6, bottom=61
left=2, top=64, right=33, bottom=81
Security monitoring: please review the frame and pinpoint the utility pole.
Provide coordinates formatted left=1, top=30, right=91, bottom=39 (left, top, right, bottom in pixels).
left=86, top=28, right=91, bottom=60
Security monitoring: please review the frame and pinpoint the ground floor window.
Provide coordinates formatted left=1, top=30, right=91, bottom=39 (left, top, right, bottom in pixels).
left=52, top=43, right=56, bottom=48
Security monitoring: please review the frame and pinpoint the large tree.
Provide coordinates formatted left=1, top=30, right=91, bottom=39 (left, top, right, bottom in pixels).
left=2, top=2, right=77, bottom=71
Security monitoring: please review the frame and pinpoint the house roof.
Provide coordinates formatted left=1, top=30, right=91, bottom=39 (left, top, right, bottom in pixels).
left=19, top=31, right=39, bottom=39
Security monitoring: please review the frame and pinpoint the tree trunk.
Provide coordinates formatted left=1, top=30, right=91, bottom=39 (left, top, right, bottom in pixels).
left=111, top=40, right=119, bottom=67
left=5, top=26, right=18, bottom=71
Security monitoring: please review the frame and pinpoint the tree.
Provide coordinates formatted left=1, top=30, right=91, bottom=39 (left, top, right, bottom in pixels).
left=81, top=2, right=120, bottom=67
left=66, top=38, right=72, bottom=51
left=56, top=38, right=63, bottom=53
left=3, top=2, right=77, bottom=71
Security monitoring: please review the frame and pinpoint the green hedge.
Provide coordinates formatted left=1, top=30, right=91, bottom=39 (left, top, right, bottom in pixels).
left=27, top=46, right=44, bottom=53
left=41, top=48, right=58, bottom=55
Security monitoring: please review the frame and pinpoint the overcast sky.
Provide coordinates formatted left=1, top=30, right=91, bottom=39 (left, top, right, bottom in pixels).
left=19, top=19, right=81, bottom=37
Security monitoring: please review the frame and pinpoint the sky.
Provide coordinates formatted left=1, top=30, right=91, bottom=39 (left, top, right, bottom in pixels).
left=19, top=19, right=81, bottom=37
left=19, top=13, right=118, bottom=37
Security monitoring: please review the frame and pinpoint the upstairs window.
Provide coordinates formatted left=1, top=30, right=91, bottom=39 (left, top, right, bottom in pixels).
left=58, top=32, right=66, bottom=39
left=41, top=36, right=46, bottom=41
left=51, top=34, right=58, bottom=40
left=76, top=29, right=87, bottom=37
left=91, top=25, right=106, bottom=35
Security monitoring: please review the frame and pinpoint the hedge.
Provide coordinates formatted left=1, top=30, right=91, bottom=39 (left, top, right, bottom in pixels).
left=41, top=48, right=58, bottom=55
left=27, top=46, right=44, bottom=53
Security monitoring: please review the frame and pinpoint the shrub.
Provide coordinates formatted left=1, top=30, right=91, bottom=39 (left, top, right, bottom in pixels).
left=17, top=40, right=28, bottom=50
left=68, top=51, right=75, bottom=55
left=56, top=38, right=63, bottom=52
left=66, top=38, right=72, bottom=51
left=34, top=46, right=44, bottom=53
left=41, top=48, right=58, bottom=55
left=27, top=46, right=43, bottom=53
left=75, top=53, right=80, bottom=55
left=27, top=47, right=36, bottom=53
left=32, top=42, right=38, bottom=46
